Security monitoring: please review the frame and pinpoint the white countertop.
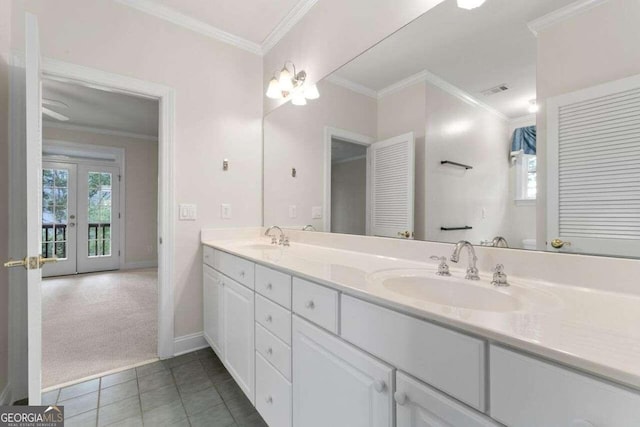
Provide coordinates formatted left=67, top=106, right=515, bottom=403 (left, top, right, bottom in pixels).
left=202, top=237, right=640, bottom=391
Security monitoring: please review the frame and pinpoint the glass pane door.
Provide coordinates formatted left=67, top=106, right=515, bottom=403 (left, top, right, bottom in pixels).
left=77, top=164, right=120, bottom=274
left=42, top=162, right=77, bottom=277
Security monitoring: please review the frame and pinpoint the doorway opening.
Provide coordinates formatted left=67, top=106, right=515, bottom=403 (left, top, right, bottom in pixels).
left=40, top=77, right=159, bottom=389
left=330, top=138, right=368, bottom=235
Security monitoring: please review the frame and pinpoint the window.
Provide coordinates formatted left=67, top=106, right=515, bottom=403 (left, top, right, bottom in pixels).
left=42, top=168, right=69, bottom=259
left=515, top=153, right=536, bottom=202
left=87, top=171, right=113, bottom=257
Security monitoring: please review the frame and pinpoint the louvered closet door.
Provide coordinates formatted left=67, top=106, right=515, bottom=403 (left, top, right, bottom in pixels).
left=547, top=74, right=640, bottom=257
left=369, top=132, right=415, bottom=239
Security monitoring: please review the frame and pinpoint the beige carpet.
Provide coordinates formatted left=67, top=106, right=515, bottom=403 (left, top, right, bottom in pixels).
left=42, top=269, right=157, bottom=388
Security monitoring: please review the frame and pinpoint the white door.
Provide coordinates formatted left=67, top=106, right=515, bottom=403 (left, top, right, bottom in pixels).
left=4, top=13, right=46, bottom=405
left=41, top=162, right=77, bottom=277
left=203, top=264, right=224, bottom=357
left=547, top=74, right=640, bottom=257
left=222, top=277, right=255, bottom=404
left=395, top=372, right=498, bottom=427
left=292, top=316, right=394, bottom=427
left=76, top=164, right=121, bottom=273
left=369, top=132, right=415, bottom=239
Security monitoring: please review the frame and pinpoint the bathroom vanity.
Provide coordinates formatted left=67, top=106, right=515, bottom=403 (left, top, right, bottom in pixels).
left=201, top=229, right=640, bottom=427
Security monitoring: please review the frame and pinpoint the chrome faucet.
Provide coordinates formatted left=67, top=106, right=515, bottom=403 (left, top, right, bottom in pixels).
left=450, top=240, right=480, bottom=280
left=302, top=225, right=316, bottom=231
left=264, top=226, right=285, bottom=245
left=491, top=236, right=509, bottom=248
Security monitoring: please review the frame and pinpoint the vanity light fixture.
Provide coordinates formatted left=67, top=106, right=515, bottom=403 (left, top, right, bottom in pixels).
left=528, top=99, right=539, bottom=113
left=457, top=0, right=486, bottom=10
left=266, top=61, right=320, bottom=105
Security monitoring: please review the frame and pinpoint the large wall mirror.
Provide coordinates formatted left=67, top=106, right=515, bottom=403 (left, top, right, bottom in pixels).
left=263, top=0, right=640, bottom=259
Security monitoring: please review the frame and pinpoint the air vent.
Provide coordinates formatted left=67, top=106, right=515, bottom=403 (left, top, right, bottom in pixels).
left=481, top=84, right=509, bottom=96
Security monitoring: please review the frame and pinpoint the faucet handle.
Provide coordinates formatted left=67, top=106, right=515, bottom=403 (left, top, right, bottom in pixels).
left=491, top=264, right=509, bottom=287
left=282, top=236, right=290, bottom=247
left=271, top=236, right=278, bottom=245
left=430, top=256, right=451, bottom=276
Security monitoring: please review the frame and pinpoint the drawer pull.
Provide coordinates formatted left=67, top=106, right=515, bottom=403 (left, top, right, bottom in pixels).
left=265, top=396, right=273, bottom=404
left=266, top=282, right=273, bottom=290
left=239, top=270, right=246, bottom=278
left=305, top=300, right=315, bottom=309
left=265, top=315, right=273, bottom=323
left=394, top=391, right=408, bottom=406
left=266, top=347, right=273, bottom=355
left=571, top=421, right=595, bottom=427
left=373, top=380, right=386, bottom=393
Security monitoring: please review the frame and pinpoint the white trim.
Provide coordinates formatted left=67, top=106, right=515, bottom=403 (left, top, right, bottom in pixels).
left=39, top=57, right=176, bottom=359
left=323, top=127, right=375, bottom=234
left=332, top=154, right=367, bottom=165
left=509, top=113, right=537, bottom=128
left=174, top=332, right=208, bottom=356
left=43, top=121, right=158, bottom=142
left=527, top=0, right=610, bottom=36
left=113, top=0, right=262, bottom=55
left=123, top=260, right=158, bottom=270
left=325, top=75, right=378, bottom=99
left=262, top=0, right=318, bottom=54
left=0, top=382, right=11, bottom=405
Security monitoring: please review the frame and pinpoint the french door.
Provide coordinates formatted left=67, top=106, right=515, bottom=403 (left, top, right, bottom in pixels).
left=42, top=161, right=120, bottom=277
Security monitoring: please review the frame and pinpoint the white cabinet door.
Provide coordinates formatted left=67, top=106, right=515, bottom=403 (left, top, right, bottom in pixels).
left=292, top=316, right=393, bottom=427
left=203, top=264, right=224, bottom=357
left=396, top=372, right=497, bottom=427
left=223, top=277, right=255, bottom=404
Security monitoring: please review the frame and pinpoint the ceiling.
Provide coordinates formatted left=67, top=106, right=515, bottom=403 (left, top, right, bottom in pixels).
left=332, top=138, right=367, bottom=163
left=42, top=79, right=159, bottom=138
left=147, top=0, right=303, bottom=45
left=332, top=0, right=577, bottom=119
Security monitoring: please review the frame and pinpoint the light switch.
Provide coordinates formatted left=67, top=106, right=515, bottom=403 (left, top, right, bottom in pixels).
left=179, top=204, right=197, bottom=221
left=289, top=205, right=297, bottom=219
left=221, top=204, right=232, bottom=219
left=312, top=206, right=323, bottom=219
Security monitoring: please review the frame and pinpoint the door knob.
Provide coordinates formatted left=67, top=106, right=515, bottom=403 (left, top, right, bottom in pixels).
left=4, top=258, right=28, bottom=269
left=4, top=255, right=57, bottom=269
left=551, top=239, right=571, bottom=249
left=397, top=231, right=410, bottom=239
left=373, top=380, right=386, bottom=393
left=39, top=255, right=58, bottom=266
left=394, top=391, right=408, bottom=405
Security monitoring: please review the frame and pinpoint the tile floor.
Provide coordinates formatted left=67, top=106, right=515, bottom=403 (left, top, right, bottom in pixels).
left=41, top=348, right=268, bottom=427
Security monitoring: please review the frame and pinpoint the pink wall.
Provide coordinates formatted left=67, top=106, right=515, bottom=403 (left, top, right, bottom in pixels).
left=263, top=0, right=446, bottom=114
left=263, top=80, right=377, bottom=230
left=0, top=0, right=11, bottom=399
left=11, top=0, right=264, bottom=338
left=536, top=0, right=640, bottom=248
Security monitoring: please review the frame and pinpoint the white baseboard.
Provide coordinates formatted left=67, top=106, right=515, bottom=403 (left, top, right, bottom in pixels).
left=174, top=332, right=208, bottom=356
left=122, top=261, right=158, bottom=270
left=0, top=382, right=11, bottom=405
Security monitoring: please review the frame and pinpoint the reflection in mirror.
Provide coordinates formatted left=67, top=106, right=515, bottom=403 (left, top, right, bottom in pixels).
left=263, top=0, right=640, bottom=258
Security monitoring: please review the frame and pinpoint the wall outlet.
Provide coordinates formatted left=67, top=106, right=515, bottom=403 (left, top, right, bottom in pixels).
left=221, top=204, right=232, bottom=219
left=179, top=204, right=197, bottom=221
left=289, top=205, right=297, bottom=219
left=312, top=206, right=323, bottom=219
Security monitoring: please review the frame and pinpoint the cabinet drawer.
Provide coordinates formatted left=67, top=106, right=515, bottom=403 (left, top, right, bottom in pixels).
left=341, top=295, right=485, bottom=410
left=256, top=294, right=292, bottom=345
left=256, top=353, right=292, bottom=427
left=256, top=323, right=291, bottom=381
left=255, top=264, right=292, bottom=309
left=396, top=372, right=497, bottom=427
left=211, top=249, right=255, bottom=289
left=292, top=278, right=339, bottom=334
left=490, top=345, right=640, bottom=427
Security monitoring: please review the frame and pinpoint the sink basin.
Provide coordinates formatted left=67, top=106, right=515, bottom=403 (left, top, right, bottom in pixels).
left=382, top=275, right=520, bottom=312
left=368, top=269, right=559, bottom=313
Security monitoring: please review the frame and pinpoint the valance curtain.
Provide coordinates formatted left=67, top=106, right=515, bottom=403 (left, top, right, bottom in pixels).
left=511, top=125, right=537, bottom=155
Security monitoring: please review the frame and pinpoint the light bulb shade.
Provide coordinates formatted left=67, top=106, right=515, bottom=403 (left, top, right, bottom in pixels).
left=266, top=77, right=282, bottom=99
left=278, top=66, right=294, bottom=92
left=457, top=0, right=486, bottom=9
left=291, top=93, right=307, bottom=106
left=528, top=102, right=539, bottom=113
left=304, top=84, right=320, bottom=100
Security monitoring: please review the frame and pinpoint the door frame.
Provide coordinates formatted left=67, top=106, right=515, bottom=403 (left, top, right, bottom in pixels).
left=323, top=127, right=374, bottom=234
left=8, top=55, right=176, bottom=401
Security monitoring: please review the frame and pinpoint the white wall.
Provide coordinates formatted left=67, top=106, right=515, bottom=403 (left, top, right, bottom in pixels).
left=536, top=0, right=640, bottom=250
left=331, top=157, right=367, bottom=235
left=263, top=80, right=377, bottom=230
left=10, top=0, right=264, bottom=339
left=43, top=127, right=159, bottom=267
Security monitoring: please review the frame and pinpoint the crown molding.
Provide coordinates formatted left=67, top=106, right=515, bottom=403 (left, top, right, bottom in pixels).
left=262, top=0, right=319, bottom=54
left=325, top=74, right=379, bottom=99
left=527, top=0, right=610, bottom=36
left=114, top=0, right=262, bottom=55
left=43, top=120, right=158, bottom=141
left=510, top=113, right=537, bottom=127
